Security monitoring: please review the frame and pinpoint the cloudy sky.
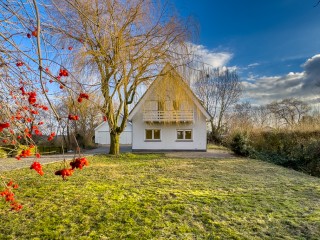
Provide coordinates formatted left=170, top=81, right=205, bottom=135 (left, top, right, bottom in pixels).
left=172, top=0, right=320, bottom=105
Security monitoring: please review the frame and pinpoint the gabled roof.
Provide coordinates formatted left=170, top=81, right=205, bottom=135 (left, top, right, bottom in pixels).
left=128, top=64, right=211, bottom=120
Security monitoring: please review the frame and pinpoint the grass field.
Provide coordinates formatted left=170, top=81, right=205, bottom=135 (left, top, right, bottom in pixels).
left=0, top=153, right=319, bottom=239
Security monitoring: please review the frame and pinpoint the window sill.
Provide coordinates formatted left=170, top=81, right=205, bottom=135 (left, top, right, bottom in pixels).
left=145, top=140, right=161, bottom=142
left=176, top=140, right=193, bottom=142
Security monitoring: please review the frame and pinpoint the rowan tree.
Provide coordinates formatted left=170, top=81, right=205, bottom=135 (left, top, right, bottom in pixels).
left=0, top=0, right=91, bottom=211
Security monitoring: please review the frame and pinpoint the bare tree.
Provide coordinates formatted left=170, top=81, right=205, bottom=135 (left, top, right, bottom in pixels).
left=47, top=0, right=188, bottom=154
left=266, top=98, right=311, bottom=127
left=233, top=101, right=253, bottom=127
left=194, top=67, right=242, bottom=141
left=56, top=91, right=103, bottom=150
left=251, top=105, right=271, bottom=129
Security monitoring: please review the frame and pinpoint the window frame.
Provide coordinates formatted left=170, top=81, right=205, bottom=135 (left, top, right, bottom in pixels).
left=176, top=129, right=193, bottom=141
left=145, top=129, right=161, bottom=141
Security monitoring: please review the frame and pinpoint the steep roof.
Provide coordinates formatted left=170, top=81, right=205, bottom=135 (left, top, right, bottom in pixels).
left=128, top=64, right=211, bottom=120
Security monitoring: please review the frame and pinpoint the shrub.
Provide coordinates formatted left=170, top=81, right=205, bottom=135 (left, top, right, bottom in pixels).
left=230, top=132, right=253, bottom=157
left=300, top=141, right=320, bottom=176
left=0, top=147, right=8, bottom=158
left=1, top=145, right=38, bottom=157
left=14, top=145, right=37, bottom=157
left=225, top=128, right=320, bottom=177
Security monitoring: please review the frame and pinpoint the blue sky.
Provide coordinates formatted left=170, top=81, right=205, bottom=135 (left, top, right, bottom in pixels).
left=172, top=0, right=320, bottom=105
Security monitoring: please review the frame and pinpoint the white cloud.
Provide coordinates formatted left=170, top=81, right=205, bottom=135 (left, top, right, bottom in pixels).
left=247, top=62, right=260, bottom=68
left=189, top=43, right=233, bottom=68
left=242, top=54, right=320, bottom=105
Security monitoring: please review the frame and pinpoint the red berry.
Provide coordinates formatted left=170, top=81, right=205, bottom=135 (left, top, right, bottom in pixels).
left=16, top=61, right=24, bottom=67
left=32, top=28, right=38, bottom=37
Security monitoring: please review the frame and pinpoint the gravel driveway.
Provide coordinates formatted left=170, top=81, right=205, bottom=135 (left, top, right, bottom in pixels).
left=0, top=154, right=77, bottom=172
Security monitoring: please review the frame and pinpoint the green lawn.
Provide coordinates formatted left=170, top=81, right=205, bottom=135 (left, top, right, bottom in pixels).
left=0, top=153, right=319, bottom=239
left=207, top=144, right=230, bottom=151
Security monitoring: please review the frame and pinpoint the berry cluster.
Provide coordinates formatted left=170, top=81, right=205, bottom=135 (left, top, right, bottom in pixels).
left=55, top=157, right=89, bottom=180
left=28, top=92, right=37, bottom=105
left=77, top=93, right=89, bottom=103
left=0, top=180, right=22, bottom=211
left=0, top=122, right=10, bottom=132
left=32, top=125, right=42, bottom=136
left=27, top=27, right=38, bottom=38
left=20, top=149, right=32, bottom=158
left=30, top=161, right=44, bottom=176
left=47, top=132, right=56, bottom=141
left=59, top=69, right=69, bottom=77
left=16, top=61, right=24, bottom=67
left=55, top=168, right=73, bottom=180
left=68, top=114, right=79, bottom=121
left=70, top=157, right=89, bottom=170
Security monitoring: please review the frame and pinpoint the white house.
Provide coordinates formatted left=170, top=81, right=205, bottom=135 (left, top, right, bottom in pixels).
left=94, top=117, right=132, bottom=145
left=128, top=64, right=211, bottom=151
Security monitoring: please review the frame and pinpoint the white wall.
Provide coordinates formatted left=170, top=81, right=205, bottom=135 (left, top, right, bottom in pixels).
left=132, top=106, right=207, bottom=151
left=95, top=121, right=132, bottom=145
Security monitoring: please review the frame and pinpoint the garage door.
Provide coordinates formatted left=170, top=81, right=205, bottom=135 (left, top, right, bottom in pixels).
left=96, top=131, right=132, bottom=145
left=120, top=131, right=132, bottom=145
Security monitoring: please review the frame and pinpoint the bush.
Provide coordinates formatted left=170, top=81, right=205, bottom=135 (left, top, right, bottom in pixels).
left=225, top=129, right=320, bottom=177
left=207, top=129, right=223, bottom=144
left=37, top=146, right=67, bottom=155
left=230, top=132, right=253, bottom=157
left=300, top=141, right=320, bottom=176
left=14, top=145, right=37, bottom=157
left=0, top=147, right=8, bottom=158
left=1, top=145, right=37, bottom=157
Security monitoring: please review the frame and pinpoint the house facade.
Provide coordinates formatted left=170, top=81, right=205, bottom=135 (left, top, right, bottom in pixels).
left=128, top=65, right=211, bottom=151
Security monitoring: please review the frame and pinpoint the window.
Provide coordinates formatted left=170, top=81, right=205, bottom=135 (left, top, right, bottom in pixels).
left=177, top=130, right=184, bottom=140
left=176, top=130, right=192, bottom=140
left=145, top=129, right=161, bottom=140
left=185, top=130, right=192, bottom=139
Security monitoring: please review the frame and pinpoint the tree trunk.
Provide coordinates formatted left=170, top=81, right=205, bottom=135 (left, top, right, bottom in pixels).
left=109, top=132, right=120, bottom=155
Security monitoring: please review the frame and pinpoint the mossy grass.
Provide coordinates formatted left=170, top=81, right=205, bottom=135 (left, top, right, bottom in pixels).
left=0, top=154, right=319, bottom=239
left=207, top=144, right=229, bottom=151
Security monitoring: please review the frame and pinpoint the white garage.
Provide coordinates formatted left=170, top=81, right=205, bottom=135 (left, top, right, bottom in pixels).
left=94, top=120, right=132, bottom=145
